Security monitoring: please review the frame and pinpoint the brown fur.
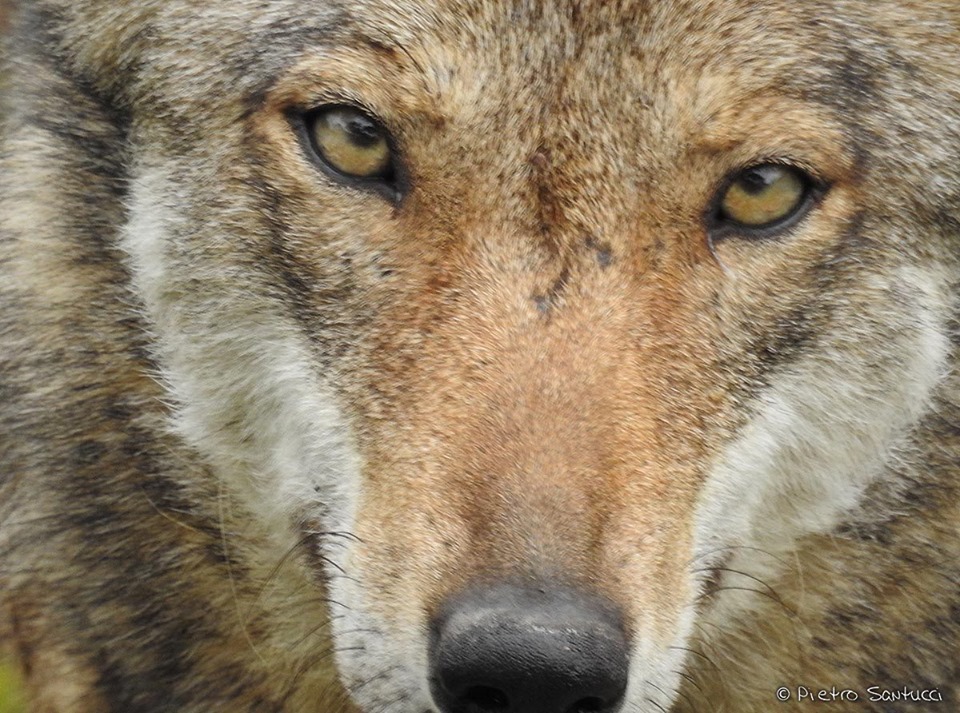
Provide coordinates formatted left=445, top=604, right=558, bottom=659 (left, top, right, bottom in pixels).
left=2, top=1, right=959, bottom=711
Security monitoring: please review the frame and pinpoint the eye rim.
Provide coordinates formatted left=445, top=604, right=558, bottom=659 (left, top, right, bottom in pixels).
left=291, top=103, right=407, bottom=203
left=706, top=161, right=827, bottom=241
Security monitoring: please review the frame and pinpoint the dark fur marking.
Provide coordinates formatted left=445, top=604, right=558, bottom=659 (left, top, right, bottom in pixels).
left=73, top=440, right=107, bottom=467
left=239, top=133, right=374, bottom=363
left=91, top=601, right=211, bottom=710
left=549, top=265, right=571, bottom=301
left=834, top=46, right=880, bottom=111
left=810, top=211, right=873, bottom=290
left=645, top=237, right=665, bottom=271
left=529, top=146, right=566, bottom=257
left=754, top=305, right=819, bottom=371
left=836, top=520, right=894, bottom=546
left=929, top=208, right=960, bottom=249
left=825, top=604, right=879, bottom=631
left=102, top=402, right=134, bottom=423
left=240, top=148, right=335, bottom=315
left=532, top=265, right=571, bottom=316
left=584, top=235, right=613, bottom=268
left=532, top=294, right=551, bottom=315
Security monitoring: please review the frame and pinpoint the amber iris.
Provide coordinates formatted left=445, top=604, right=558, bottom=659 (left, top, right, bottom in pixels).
left=308, top=106, right=392, bottom=179
left=719, top=164, right=807, bottom=228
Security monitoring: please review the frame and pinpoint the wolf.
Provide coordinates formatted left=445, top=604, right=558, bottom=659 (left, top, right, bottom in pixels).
left=1, top=0, right=959, bottom=711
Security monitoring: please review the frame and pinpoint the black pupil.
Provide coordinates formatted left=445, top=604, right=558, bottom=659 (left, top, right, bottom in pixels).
left=737, top=165, right=782, bottom=195
left=346, top=116, right=382, bottom=148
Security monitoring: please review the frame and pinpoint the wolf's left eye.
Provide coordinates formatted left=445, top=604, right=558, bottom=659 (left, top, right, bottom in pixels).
left=713, top=164, right=813, bottom=234
left=305, top=105, right=394, bottom=181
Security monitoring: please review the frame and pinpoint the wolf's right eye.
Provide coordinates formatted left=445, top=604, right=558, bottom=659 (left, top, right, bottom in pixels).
left=707, top=163, right=819, bottom=242
left=305, top=106, right=394, bottom=181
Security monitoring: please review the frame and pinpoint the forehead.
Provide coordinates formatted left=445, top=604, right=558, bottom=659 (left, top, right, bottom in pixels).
left=324, top=0, right=883, bottom=100
left=194, top=0, right=879, bottom=116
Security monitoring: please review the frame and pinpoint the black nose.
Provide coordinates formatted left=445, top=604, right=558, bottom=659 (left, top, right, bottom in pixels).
left=428, top=582, right=630, bottom=713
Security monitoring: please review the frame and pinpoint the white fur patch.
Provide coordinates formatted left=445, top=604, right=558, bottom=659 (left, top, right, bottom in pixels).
left=693, top=263, right=951, bottom=629
left=122, top=162, right=362, bottom=566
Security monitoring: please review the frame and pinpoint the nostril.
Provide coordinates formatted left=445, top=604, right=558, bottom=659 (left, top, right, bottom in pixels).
left=569, top=696, right=608, bottom=713
left=461, top=685, right=510, bottom=711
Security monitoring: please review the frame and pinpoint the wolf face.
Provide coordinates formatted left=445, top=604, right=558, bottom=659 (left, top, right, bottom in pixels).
left=3, top=1, right=960, bottom=711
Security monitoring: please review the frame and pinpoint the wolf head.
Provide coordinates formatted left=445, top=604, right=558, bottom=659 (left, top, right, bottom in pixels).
left=23, top=0, right=960, bottom=710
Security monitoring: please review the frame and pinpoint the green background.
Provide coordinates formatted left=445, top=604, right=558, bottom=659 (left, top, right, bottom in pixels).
left=0, top=661, right=26, bottom=713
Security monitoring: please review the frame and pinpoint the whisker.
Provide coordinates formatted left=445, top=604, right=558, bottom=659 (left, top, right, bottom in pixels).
left=698, top=585, right=797, bottom=618
left=668, top=645, right=720, bottom=674
left=252, top=531, right=318, bottom=611
left=287, top=613, right=346, bottom=649
left=692, top=565, right=796, bottom=615
left=308, top=643, right=368, bottom=670
left=649, top=680, right=696, bottom=713
left=373, top=689, right=411, bottom=713
left=644, top=695, right=669, bottom=713
left=217, top=482, right=267, bottom=665
left=313, top=529, right=365, bottom=544
left=349, top=664, right=403, bottom=696
left=673, top=668, right=704, bottom=695
left=686, top=544, right=789, bottom=569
